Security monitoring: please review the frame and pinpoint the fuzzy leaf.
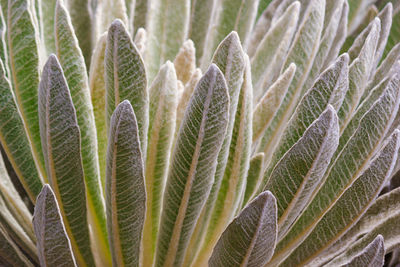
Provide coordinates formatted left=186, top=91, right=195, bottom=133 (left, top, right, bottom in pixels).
left=143, top=62, right=179, bottom=267
left=33, top=185, right=77, bottom=267
left=40, top=0, right=56, bottom=55
left=145, top=0, right=190, bottom=81
left=279, top=130, right=399, bottom=266
left=0, top=225, right=34, bottom=266
left=267, top=106, right=339, bottom=240
left=155, top=64, right=229, bottom=267
left=209, top=191, right=277, bottom=267
left=38, top=55, right=95, bottom=266
left=54, top=3, right=110, bottom=265
left=242, top=153, right=264, bottom=207
left=250, top=1, right=299, bottom=100
left=7, top=0, right=46, bottom=179
left=174, top=40, right=196, bottom=84
left=105, top=19, right=148, bottom=159
left=106, top=100, right=146, bottom=267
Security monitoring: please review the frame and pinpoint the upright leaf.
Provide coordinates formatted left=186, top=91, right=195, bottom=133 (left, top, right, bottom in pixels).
left=242, top=153, right=264, bottom=207
left=266, top=106, right=339, bottom=240
left=209, top=191, right=277, bottom=267
left=145, top=0, right=190, bottom=81
left=33, top=185, right=77, bottom=267
left=0, top=58, right=43, bottom=202
left=54, top=3, right=110, bottom=265
left=143, top=62, right=179, bottom=267
left=7, top=0, right=46, bottom=178
left=279, top=130, right=399, bottom=266
left=155, top=64, right=229, bottom=267
left=40, top=0, right=56, bottom=55
left=38, top=55, right=95, bottom=267
left=106, top=100, right=146, bottom=267
left=173, top=40, right=196, bottom=84
left=105, top=19, right=148, bottom=159
left=132, top=0, right=148, bottom=34
left=98, top=0, right=128, bottom=34
left=0, top=225, right=34, bottom=267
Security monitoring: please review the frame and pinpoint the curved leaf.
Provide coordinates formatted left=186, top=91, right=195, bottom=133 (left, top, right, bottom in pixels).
left=209, top=191, right=277, bottom=267
left=38, top=55, right=95, bottom=267
left=33, top=185, right=77, bottom=267
left=106, top=100, right=146, bottom=267
left=105, top=19, right=148, bottom=159
left=155, top=64, right=229, bottom=267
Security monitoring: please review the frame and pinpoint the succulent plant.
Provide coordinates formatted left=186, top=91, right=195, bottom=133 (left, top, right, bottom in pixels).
left=0, top=0, right=400, bottom=266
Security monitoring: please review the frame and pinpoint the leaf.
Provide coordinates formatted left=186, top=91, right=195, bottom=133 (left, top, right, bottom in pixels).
left=0, top=7, right=9, bottom=79
left=242, top=153, right=264, bottom=208
left=33, top=185, right=77, bottom=267
left=250, top=1, right=299, bottom=100
left=372, top=3, right=392, bottom=70
left=38, top=55, right=95, bottom=267
left=266, top=106, right=339, bottom=241
left=200, top=0, right=260, bottom=70
left=64, top=0, right=93, bottom=68
left=261, top=54, right=349, bottom=192
left=142, top=61, right=179, bottom=267
left=105, top=19, right=148, bottom=159
left=145, top=0, right=190, bottom=81
left=155, top=64, right=229, bottom=267
left=196, top=55, right=253, bottom=266
left=173, top=39, right=196, bottom=84
left=89, top=32, right=107, bottom=191
left=40, top=0, right=56, bottom=55
left=132, top=0, right=148, bottom=34
left=98, top=0, right=128, bottom=34
left=257, top=0, right=325, bottom=163
left=347, top=0, right=376, bottom=35
left=106, top=100, right=146, bottom=267
left=252, top=63, right=296, bottom=143
left=338, top=18, right=380, bottom=131
left=279, top=130, right=399, bottom=266
left=273, top=72, right=400, bottom=266
left=7, top=0, right=46, bottom=179
left=54, top=3, right=110, bottom=265
left=327, top=235, right=385, bottom=267
left=133, top=27, right=147, bottom=56
left=209, top=191, right=277, bottom=267
left=0, top=225, right=34, bottom=267
left=0, top=58, right=43, bottom=202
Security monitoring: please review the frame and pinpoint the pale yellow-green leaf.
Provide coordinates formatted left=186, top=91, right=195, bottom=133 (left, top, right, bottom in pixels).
left=106, top=100, right=146, bottom=267
left=40, top=0, right=56, bottom=55
left=134, top=27, right=147, bottom=56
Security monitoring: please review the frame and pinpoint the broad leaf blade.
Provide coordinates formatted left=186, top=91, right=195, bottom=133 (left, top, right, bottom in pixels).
left=7, top=0, right=46, bottom=179
left=105, top=19, right=148, bottom=159
left=155, top=64, right=229, bottom=267
left=0, top=58, right=43, bottom=202
left=145, top=0, right=190, bottom=81
left=106, top=100, right=146, bottom=267
left=143, top=62, right=179, bottom=267
left=279, top=130, right=399, bottom=266
left=33, top=185, right=77, bottom=267
left=54, top=3, right=110, bottom=265
left=38, top=55, right=95, bottom=266
left=266, top=106, right=339, bottom=240
left=209, top=191, right=277, bottom=267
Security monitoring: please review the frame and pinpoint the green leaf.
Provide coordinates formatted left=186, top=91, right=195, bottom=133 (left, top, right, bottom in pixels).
left=105, top=19, right=148, bottom=159
left=196, top=55, right=253, bottom=265
left=347, top=0, right=376, bottom=34
left=209, top=191, right=277, bottom=267
left=200, top=0, right=259, bottom=70
left=173, top=40, right=196, bottom=84
left=132, top=0, right=148, bottom=34
left=106, top=100, right=146, bottom=267
left=38, top=55, right=95, bottom=267
left=143, top=61, right=179, bottom=267
left=267, top=106, right=339, bottom=241
left=242, top=153, right=264, bottom=208
left=257, top=0, right=325, bottom=163
left=279, top=129, right=399, bottom=266
left=273, top=71, right=400, bottom=266
left=98, top=0, right=128, bottom=34
left=54, top=2, right=110, bottom=265
left=250, top=1, right=299, bottom=100
left=40, top=0, right=56, bottom=55
left=7, top=0, right=46, bottom=180
left=33, top=185, right=77, bottom=267
left=261, top=54, right=349, bottom=192
left=0, top=58, right=43, bottom=202
left=0, top=225, right=34, bottom=267
left=372, top=3, right=393, bottom=70
left=155, top=64, right=229, bottom=267
left=327, top=235, right=385, bottom=267
left=0, top=7, right=9, bottom=79
left=89, top=32, right=107, bottom=191
left=145, top=0, right=190, bottom=81
left=133, top=27, right=147, bottom=56
left=252, top=63, right=296, bottom=144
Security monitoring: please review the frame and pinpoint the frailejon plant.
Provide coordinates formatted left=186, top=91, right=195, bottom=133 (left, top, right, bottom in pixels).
left=0, top=0, right=400, bottom=266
